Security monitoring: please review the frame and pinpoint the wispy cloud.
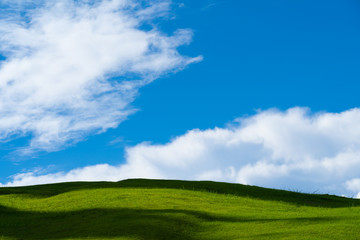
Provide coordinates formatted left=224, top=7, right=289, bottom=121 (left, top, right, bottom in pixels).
left=3, top=107, right=360, bottom=197
left=0, top=0, right=201, bottom=153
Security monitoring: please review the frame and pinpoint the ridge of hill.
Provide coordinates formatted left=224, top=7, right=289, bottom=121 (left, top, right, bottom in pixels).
left=0, top=178, right=358, bottom=207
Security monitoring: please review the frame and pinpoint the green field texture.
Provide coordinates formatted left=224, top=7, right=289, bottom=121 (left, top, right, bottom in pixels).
left=0, top=179, right=360, bottom=240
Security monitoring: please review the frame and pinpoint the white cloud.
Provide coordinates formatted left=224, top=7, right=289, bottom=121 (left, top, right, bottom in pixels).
left=345, top=179, right=360, bottom=198
left=0, top=0, right=200, bottom=153
left=3, top=107, right=360, bottom=197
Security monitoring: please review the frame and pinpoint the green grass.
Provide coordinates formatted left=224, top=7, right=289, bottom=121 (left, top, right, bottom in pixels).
left=0, top=179, right=359, bottom=239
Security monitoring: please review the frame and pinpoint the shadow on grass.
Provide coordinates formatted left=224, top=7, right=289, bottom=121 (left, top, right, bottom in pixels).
left=1, top=179, right=359, bottom=208
left=0, top=204, right=340, bottom=240
left=0, top=205, right=199, bottom=240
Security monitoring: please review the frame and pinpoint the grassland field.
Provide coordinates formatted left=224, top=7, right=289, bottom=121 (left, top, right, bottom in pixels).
left=0, top=179, right=359, bottom=240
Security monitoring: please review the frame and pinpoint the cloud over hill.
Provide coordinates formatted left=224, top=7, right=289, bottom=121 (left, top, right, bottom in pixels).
left=4, top=107, right=360, bottom=198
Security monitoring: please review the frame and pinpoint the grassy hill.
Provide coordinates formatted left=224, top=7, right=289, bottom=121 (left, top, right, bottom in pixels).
left=0, top=179, right=359, bottom=240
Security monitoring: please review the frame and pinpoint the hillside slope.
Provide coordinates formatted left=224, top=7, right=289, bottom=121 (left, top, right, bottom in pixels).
left=0, top=179, right=359, bottom=240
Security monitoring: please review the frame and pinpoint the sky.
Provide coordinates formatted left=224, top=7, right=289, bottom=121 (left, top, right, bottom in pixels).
left=1, top=0, right=360, bottom=197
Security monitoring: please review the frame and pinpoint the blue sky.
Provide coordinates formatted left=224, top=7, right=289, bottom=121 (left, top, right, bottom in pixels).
left=1, top=0, right=360, bottom=197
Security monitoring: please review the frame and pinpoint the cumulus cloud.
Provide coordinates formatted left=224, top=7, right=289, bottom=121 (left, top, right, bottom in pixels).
left=3, top=107, right=360, bottom=197
left=0, top=0, right=200, bottom=153
left=345, top=179, right=360, bottom=198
